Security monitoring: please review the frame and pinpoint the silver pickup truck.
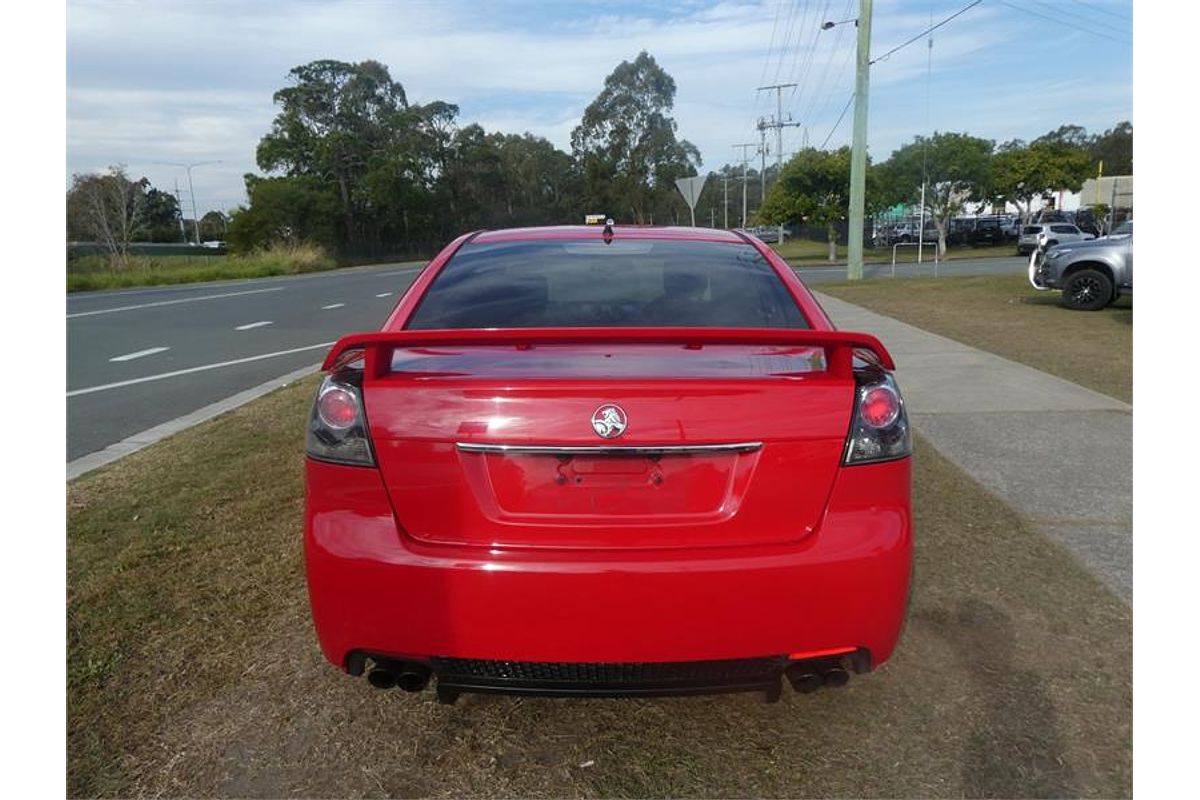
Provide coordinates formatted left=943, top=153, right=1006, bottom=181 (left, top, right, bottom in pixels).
left=1029, top=220, right=1133, bottom=310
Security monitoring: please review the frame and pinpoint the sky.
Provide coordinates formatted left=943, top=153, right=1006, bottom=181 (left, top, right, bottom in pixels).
left=65, top=0, right=1133, bottom=217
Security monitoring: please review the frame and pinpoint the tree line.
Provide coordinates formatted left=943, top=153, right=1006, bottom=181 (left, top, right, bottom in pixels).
left=67, top=50, right=1131, bottom=264
left=229, top=53, right=698, bottom=257
left=758, top=121, right=1132, bottom=256
left=66, top=52, right=699, bottom=263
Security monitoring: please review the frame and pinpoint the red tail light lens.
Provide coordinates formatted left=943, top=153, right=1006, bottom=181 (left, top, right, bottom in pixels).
left=843, top=371, right=911, bottom=465
left=318, top=386, right=359, bottom=430
left=307, top=373, right=375, bottom=467
left=860, top=385, right=900, bottom=428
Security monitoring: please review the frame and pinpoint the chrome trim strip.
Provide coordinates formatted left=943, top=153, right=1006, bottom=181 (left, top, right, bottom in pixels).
left=455, top=442, right=763, bottom=456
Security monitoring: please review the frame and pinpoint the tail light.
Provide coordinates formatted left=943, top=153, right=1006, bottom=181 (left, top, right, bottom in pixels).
left=843, top=369, right=911, bottom=465
left=306, top=352, right=375, bottom=467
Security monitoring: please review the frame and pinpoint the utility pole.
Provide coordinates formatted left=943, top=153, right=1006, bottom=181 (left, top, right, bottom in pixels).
left=757, top=84, right=802, bottom=243
left=733, top=143, right=757, bottom=227
left=846, top=0, right=873, bottom=280
left=757, top=120, right=768, bottom=204
left=173, top=179, right=187, bottom=242
left=722, top=176, right=729, bottom=228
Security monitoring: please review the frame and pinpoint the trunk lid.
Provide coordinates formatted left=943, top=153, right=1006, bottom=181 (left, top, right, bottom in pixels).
left=363, top=341, right=856, bottom=550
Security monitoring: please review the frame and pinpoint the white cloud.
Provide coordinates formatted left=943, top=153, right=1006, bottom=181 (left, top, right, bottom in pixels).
left=66, top=0, right=1132, bottom=209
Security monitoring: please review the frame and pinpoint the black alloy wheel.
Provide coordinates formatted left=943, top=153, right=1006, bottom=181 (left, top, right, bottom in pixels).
left=1062, top=268, right=1114, bottom=311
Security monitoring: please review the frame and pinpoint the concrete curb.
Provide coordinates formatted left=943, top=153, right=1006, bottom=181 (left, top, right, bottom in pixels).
left=66, top=364, right=320, bottom=481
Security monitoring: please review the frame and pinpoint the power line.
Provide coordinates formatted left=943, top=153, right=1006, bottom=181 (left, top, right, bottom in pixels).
left=871, top=0, right=982, bottom=64
left=1050, top=0, right=1133, bottom=32
left=796, top=0, right=854, bottom=147
left=1068, top=0, right=1132, bottom=22
left=992, top=0, right=1130, bottom=45
left=783, top=0, right=829, bottom=120
left=804, top=26, right=857, bottom=150
left=821, top=92, right=855, bottom=149
left=758, top=0, right=786, bottom=90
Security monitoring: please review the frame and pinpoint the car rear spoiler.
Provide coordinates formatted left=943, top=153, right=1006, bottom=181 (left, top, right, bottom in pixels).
left=322, top=328, right=895, bottom=379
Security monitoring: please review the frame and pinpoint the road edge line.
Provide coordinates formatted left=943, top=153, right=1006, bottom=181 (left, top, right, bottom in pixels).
left=67, top=363, right=320, bottom=482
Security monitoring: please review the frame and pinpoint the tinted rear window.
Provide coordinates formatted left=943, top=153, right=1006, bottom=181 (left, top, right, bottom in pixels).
left=1022, top=225, right=1043, bottom=235
left=1050, top=224, right=1077, bottom=234
left=406, top=239, right=808, bottom=329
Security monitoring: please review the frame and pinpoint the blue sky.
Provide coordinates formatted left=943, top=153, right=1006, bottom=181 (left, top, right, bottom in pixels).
left=66, top=0, right=1133, bottom=216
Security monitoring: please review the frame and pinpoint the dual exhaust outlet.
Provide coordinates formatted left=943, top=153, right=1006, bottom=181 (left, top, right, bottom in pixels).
left=784, top=663, right=851, bottom=693
left=366, top=659, right=431, bottom=693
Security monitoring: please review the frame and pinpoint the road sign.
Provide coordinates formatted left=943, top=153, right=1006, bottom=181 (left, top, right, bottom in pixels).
left=674, top=176, right=707, bottom=226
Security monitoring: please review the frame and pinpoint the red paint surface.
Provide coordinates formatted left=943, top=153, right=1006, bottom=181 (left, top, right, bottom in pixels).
left=306, top=227, right=912, bottom=675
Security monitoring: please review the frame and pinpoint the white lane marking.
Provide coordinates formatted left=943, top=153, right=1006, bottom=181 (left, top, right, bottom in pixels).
left=109, top=346, right=170, bottom=362
left=235, top=321, right=274, bottom=331
left=375, top=292, right=392, bottom=298
left=322, top=303, right=346, bottom=309
left=67, top=342, right=335, bottom=398
left=67, top=363, right=320, bottom=481
left=67, top=287, right=285, bottom=319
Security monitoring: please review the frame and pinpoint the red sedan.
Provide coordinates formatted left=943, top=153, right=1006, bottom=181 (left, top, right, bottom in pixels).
left=305, top=225, right=912, bottom=704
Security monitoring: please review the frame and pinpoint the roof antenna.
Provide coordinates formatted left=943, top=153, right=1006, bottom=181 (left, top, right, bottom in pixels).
left=602, top=218, right=614, bottom=244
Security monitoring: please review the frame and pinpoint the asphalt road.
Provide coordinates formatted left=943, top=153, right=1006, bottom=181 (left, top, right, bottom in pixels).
left=66, top=255, right=1027, bottom=462
left=67, top=263, right=425, bottom=461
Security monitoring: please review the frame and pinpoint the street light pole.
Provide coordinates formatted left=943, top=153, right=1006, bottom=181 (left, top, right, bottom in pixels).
left=846, top=0, right=873, bottom=281
left=156, top=160, right=221, bottom=245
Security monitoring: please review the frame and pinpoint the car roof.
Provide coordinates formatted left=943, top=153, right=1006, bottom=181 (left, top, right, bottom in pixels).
left=471, top=225, right=749, bottom=245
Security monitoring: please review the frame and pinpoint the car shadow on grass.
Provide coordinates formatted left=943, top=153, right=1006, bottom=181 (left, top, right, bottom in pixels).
left=917, top=599, right=1077, bottom=799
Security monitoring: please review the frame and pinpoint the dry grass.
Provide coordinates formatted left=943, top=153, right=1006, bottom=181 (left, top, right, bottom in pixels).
left=68, top=378, right=1130, bottom=798
left=67, top=243, right=338, bottom=292
left=819, top=273, right=1132, bottom=403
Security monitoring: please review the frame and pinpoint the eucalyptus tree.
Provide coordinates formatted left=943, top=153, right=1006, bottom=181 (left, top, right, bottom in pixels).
left=571, top=51, right=701, bottom=223
left=878, top=132, right=994, bottom=256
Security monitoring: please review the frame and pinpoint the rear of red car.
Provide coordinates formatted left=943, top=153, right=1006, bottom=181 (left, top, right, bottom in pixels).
left=304, top=227, right=912, bottom=703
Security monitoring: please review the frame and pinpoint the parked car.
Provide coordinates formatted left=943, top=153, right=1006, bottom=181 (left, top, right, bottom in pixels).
left=1105, top=219, right=1133, bottom=239
left=744, top=225, right=781, bottom=243
left=305, top=225, right=913, bottom=704
left=1017, top=223, right=1094, bottom=256
left=1029, top=232, right=1132, bottom=310
left=969, top=217, right=1006, bottom=246
left=886, top=222, right=938, bottom=246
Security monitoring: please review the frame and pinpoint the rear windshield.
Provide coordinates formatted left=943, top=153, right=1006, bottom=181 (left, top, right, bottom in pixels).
left=1022, top=225, right=1043, bottom=235
left=406, top=238, right=809, bottom=329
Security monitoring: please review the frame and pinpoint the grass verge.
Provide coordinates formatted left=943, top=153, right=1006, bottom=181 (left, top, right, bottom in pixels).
left=771, top=239, right=1014, bottom=266
left=68, top=378, right=1130, bottom=798
left=67, top=243, right=357, bottom=292
left=818, top=272, right=1132, bottom=404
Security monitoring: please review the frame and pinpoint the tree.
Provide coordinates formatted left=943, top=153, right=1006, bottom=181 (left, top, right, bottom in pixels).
left=1090, top=121, right=1132, bottom=175
left=571, top=51, right=701, bottom=223
left=758, top=147, right=852, bottom=261
left=66, top=165, right=148, bottom=267
left=990, top=138, right=1090, bottom=223
left=140, top=188, right=184, bottom=242
left=256, top=59, right=409, bottom=244
left=226, top=174, right=341, bottom=253
left=878, top=132, right=994, bottom=256
left=198, top=211, right=229, bottom=242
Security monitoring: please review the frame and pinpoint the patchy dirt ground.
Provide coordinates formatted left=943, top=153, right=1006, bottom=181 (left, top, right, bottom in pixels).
left=68, top=380, right=1131, bottom=798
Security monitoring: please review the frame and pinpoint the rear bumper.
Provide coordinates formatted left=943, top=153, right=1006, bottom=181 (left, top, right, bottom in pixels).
left=304, top=456, right=913, bottom=676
